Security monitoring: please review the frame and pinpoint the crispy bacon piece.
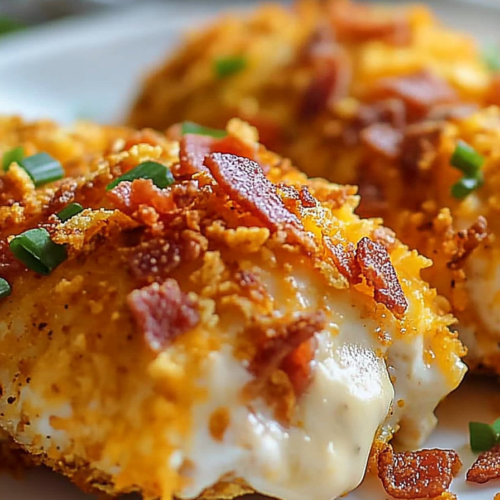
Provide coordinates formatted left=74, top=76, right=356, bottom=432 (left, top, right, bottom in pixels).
left=360, top=123, right=403, bottom=159
left=107, top=179, right=176, bottom=218
left=356, top=237, right=408, bottom=318
left=127, top=278, right=200, bottom=351
left=447, top=216, right=488, bottom=270
left=178, top=134, right=256, bottom=176
left=249, top=311, right=326, bottom=396
left=467, top=445, right=500, bottom=484
left=330, top=2, right=411, bottom=45
left=377, top=71, right=459, bottom=119
left=324, top=237, right=362, bottom=284
left=178, top=134, right=213, bottom=176
left=204, top=153, right=303, bottom=231
left=378, top=445, right=462, bottom=499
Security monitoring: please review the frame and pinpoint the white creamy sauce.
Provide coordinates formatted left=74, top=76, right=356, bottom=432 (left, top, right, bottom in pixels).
left=177, top=339, right=393, bottom=500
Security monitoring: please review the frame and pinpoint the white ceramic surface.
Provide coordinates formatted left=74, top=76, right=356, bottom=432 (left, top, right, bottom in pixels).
left=0, top=2, right=499, bottom=499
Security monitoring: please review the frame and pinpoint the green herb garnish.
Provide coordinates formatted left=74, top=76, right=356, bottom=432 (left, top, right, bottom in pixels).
left=214, top=56, right=247, bottom=79
left=0, top=17, right=25, bottom=37
left=451, top=141, right=485, bottom=177
left=2, top=146, right=24, bottom=172
left=10, top=228, right=67, bottom=276
left=20, top=153, right=64, bottom=187
left=483, top=44, right=500, bottom=72
left=0, top=278, right=11, bottom=299
left=106, top=161, right=175, bottom=191
left=451, top=175, right=484, bottom=200
left=57, top=203, right=84, bottom=222
left=181, top=121, right=227, bottom=138
left=470, top=418, right=500, bottom=453
left=450, top=141, right=485, bottom=199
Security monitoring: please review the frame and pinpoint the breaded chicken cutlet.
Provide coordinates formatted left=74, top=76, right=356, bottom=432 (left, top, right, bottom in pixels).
left=128, top=0, right=500, bottom=373
left=0, top=117, right=465, bottom=500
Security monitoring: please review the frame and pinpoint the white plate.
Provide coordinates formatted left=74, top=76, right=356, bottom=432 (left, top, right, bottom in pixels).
left=0, top=2, right=499, bottom=499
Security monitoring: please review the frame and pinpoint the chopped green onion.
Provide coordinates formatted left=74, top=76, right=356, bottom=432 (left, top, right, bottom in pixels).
left=106, top=161, right=174, bottom=191
left=20, top=153, right=64, bottom=187
left=492, top=418, right=500, bottom=436
left=451, top=175, right=483, bottom=199
left=57, top=203, right=84, bottom=222
left=483, top=44, right=500, bottom=72
left=451, top=141, right=484, bottom=177
left=181, top=121, right=227, bottom=138
left=0, top=17, right=25, bottom=36
left=469, top=421, right=499, bottom=453
left=0, top=278, right=11, bottom=299
left=214, top=56, right=247, bottom=79
left=10, top=228, right=67, bottom=276
left=2, top=146, right=24, bottom=172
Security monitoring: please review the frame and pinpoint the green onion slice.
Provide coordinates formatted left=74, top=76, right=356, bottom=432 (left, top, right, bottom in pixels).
left=451, top=176, right=483, bottom=199
left=10, top=228, right=67, bottom=276
left=469, top=421, right=499, bottom=453
left=106, top=161, right=175, bottom=191
left=181, top=121, right=227, bottom=138
left=214, top=56, right=247, bottom=79
left=57, top=203, right=84, bottom=222
left=20, top=153, right=64, bottom=187
left=483, top=44, right=500, bottom=72
left=451, top=141, right=484, bottom=177
left=0, top=17, right=25, bottom=36
left=2, top=146, right=24, bottom=172
left=0, top=277, right=11, bottom=299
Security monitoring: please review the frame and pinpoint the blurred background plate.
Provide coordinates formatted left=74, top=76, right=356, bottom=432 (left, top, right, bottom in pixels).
left=0, top=0, right=498, bottom=124
left=0, top=1, right=499, bottom=499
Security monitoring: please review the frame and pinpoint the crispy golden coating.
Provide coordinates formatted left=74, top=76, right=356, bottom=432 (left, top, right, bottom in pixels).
left=0, top=117, right=465, bottom=499
left=128, top=0, right=494, bottom=183
left=128, top=0, right=500, bottom=373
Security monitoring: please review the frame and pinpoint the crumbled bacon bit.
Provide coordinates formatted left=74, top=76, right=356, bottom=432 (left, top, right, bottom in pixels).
left=300, top=33, right=351, bottom=119
left=178, top=134, right=257, bottom=177
left=249, top=311, right=326, bottom=397
left=377, top=71, right=458, bottom=119
left=378, top=445, right=462, bottom=499
left=299, top=187, right=317, bottom=208
left=204, top=153, right=303, bottom=231
left=280, top=337, right=318, bottom=396
left=467, top=444, right=500, bottom=484
left=341, top=99, right=406, bottom=147
left=0, top=239, right=23, bottom=280
left=330, top=2, right=411, bottom=45
left=127, top=279, right=200, bottom=351
left=356, top=237, right=408, bottom=318
left=324, top=237, right=361, bottom=284
left=360, top=123, right=403, bottom=159
left=447, top=216, right=488, bottom=270
left=129, top=236, right=205, bottom=284
left=400, top=120, right=443, bottom=180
